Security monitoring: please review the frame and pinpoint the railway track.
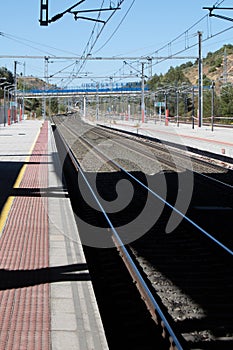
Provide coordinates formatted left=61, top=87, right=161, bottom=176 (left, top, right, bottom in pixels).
left=51, top=114, right=233, bottom=349
left=86, top=125, right=233, bottom=251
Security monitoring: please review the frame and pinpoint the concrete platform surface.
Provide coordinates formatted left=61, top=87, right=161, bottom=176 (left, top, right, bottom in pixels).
left=0, top=120, right=109, bottom=350
left=96, top=119, right=233, bottom=160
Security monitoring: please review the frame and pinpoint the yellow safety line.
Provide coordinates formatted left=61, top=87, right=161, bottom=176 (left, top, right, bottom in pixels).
left=0, top=125, right=43, bottom=236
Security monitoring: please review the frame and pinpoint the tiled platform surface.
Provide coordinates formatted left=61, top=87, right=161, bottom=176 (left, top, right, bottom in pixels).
left=0, top=120, right=109, bottom=350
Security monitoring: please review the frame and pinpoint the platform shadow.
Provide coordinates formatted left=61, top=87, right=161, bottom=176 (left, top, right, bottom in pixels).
left=64, top=161, right=233, bottom=346
left=0, top=263, right=90, bottom=290
left=10, top=186, right=69, bottom=198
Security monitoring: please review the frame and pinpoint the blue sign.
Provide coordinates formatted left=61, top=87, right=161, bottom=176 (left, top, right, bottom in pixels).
left=154, top=102, right=165, bottom=107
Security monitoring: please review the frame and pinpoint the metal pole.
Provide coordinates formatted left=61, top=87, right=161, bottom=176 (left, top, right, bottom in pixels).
left=14, top=61, right=17, bottom=123
left=83, top=96, right=86, bottom=119
left=3, top=86, right=7, bottom=126
left=211, top=81, right=215, bottom=132
left=176, top=89, right=179, bottom=127
left=96, top=83, right=99, bottom=121
left=198, top=31, right=203, bottom=127
left=192, top=86, right=195, bottom=129
left=164, top=92, right=167, bottom=111
left=8, top=88, right=14, bottom=125
left=141, top=62, right=145, bottom=123
left=3, top=84, right=14, bottom=126
left=43, top=57, right=49, bottom=120
left=22, top=62, right=25, bottom=121
left=40, top=0, right=49, bottom=26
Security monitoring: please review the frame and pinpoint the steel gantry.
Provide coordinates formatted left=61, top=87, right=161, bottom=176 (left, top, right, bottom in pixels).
left=203, top=5, right=233, bottom=23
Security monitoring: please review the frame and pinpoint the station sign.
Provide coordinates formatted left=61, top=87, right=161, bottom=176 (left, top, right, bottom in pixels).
left=154, top=102, right=166, bottom=107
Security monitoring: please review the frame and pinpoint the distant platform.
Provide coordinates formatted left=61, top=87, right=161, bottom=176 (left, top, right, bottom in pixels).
left=95, top=118, right=233, bottom=161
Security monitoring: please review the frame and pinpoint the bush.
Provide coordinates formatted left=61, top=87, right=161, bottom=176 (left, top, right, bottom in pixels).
left=208, top=67, right=216, bottom=73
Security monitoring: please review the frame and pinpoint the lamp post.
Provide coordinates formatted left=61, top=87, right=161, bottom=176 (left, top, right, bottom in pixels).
left=14, top=61, right=18, bottom=123
left=0, top=81, right=7, bottom=88
left=164, top=91, right=167, bottom=112
left=0, top=80, right=6, bottom=125
left=192, top=86, right=195, bottom=129
left=176, top=89, right=180, bottom=127
left=91, top=79, right=99, bottom=121
left=96, top=83, right=99, bottom=121
left=0, top=77, right=6, bottom=87
left=141, top=62, right=145, bottom=123
left=164, top=86, right=176, bottom=126
left=1, top=82, right=13, bottom=126
left=211, top=81, right=215, bottom=132
left=7, top=87, right=15, bottom=125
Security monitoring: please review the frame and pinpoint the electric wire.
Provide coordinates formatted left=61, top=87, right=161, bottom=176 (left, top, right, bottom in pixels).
left=0, top=32, right=56, bottom=57
left=151, top=23, right=233, bottom=69
left=147, top=15, right=208, bottom=57
left=0, top=31, right=80, bottom=57
left=2, top=2, right=233, bottom=88
left=66, top=1, right=126, bottom=85
left=214, top=0, right=225, bottom=7
left=93, top=0, right=136, bottom=54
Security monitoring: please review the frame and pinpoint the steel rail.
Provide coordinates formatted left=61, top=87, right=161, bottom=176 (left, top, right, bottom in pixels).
left=94, top=126, right=233, bottom=189
left=61, top=121, right=233, bottom=256
left=55, top=124, right=184, bottom=350
left=117, top=162, right=233, bottom=256
left=55, top=121, right=121, bottom=171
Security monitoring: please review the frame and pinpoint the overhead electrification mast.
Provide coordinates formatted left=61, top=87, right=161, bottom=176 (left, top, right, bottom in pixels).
left=40, top=0, right=49, bottom=26
left=203, top=5, right=233, bottom=22
left=39, top=0, right=123, bottom=26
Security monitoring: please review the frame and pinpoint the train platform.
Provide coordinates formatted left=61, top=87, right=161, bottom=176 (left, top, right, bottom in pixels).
left=0, top=120, right=109, bottom=350
left=95, top=118, right=233, bottom=162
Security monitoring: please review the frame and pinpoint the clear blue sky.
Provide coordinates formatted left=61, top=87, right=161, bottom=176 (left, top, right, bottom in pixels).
left=0, top=1, right=233, bottom=87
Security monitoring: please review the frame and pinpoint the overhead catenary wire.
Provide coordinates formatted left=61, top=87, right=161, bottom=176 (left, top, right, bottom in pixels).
left=0, top=1, right=128, bottom=85
left=2, top=2, right=233, bottom=87
left=61, top=0, right=127, bottom=85
left=214, top=0, right=225, bottom=7
left=147, top=15, right=209, bottom=58
left=93, top=0, right=136, bottom=54
left=0, top=32, right=56, bottom=57
left=123, top=4, right=233, bottom=75
left=0, top=31, right=82, bottom=56
left=150, top=22, right=233, bottom=70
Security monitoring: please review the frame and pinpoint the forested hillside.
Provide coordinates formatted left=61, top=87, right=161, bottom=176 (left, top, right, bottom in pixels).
left=147, top=44, right=233, bottom=121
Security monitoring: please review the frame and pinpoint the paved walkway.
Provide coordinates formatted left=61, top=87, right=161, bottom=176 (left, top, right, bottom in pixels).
left=0, top=120, right=109, bottom=350
left=95, top=118, right=233, bottom=160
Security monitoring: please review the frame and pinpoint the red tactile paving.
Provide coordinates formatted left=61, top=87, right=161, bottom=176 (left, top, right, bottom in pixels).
left=0, top=122, right=50, bottom=350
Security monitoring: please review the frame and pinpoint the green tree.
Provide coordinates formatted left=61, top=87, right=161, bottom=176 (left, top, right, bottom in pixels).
left=148, top=66, right=191, bottom=95
left=0, top=67, right=14, bottom=98
left=0, top=67, right=14, bottom=83
left=203, top=90, right=212, bottom=119
left=220, top=84, right=233, bottom=119
left=163, top=66, right=190, bottom=85
left=50, top=98, right=58, bottom=115
left=147, top=73, right=163, bottom=90
left=24, top=98, right=41, bottom=117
